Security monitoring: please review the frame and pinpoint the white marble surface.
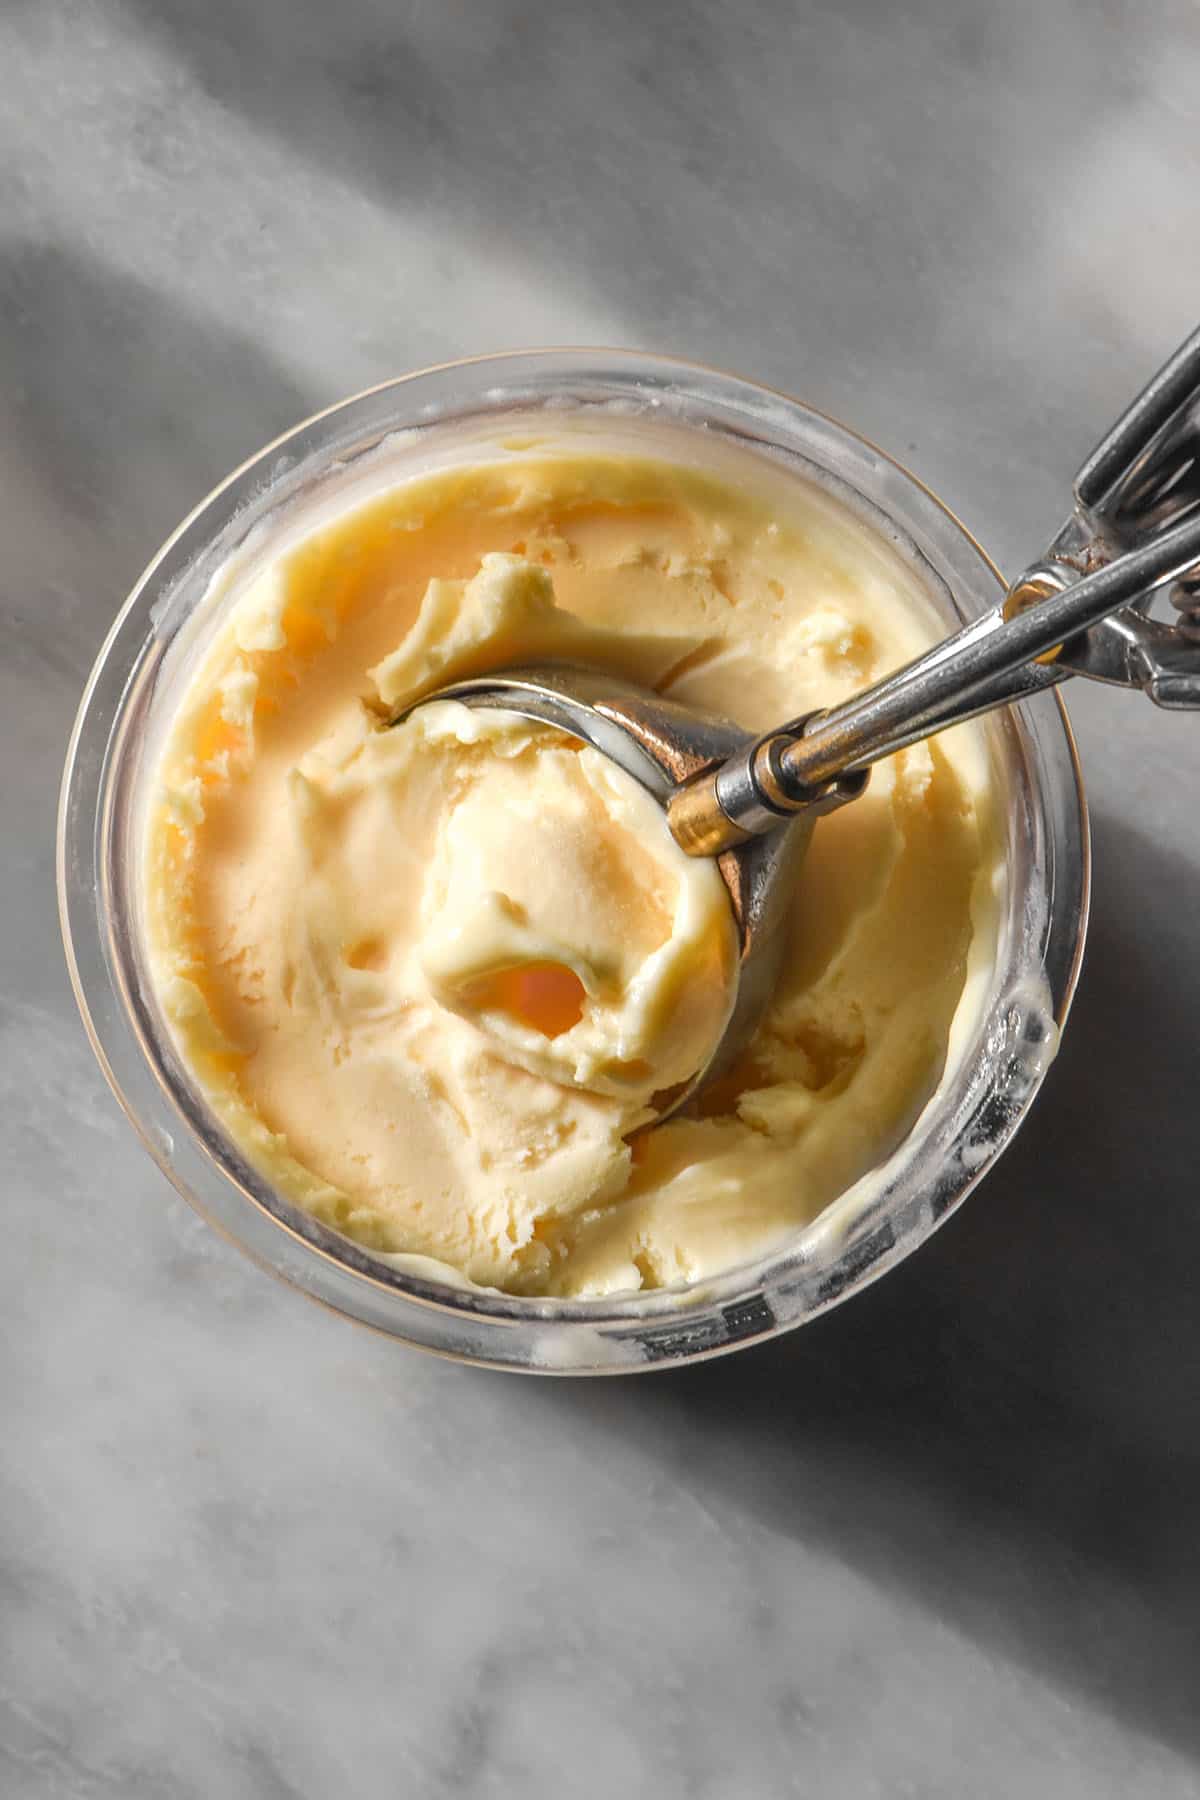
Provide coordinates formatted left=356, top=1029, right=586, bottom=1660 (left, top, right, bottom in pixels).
left=4, top=1, right=1200, bottom=1792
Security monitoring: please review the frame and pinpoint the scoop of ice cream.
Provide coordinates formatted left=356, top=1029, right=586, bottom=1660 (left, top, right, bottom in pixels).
left=413, top=705, right=736, bottom=1101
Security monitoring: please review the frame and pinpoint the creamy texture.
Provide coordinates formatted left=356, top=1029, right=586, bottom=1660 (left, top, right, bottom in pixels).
left=145, top=447, right=1002, bottom=1296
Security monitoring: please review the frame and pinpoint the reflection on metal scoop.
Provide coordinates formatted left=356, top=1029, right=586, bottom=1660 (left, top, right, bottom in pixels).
left=403, top=326, right=1200, bottom=1116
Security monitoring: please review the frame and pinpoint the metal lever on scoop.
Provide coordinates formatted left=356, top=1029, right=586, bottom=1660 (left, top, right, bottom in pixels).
left=670, top=327, right=1200, bottom=857
left=1028, top=321, right=1200, bottom=700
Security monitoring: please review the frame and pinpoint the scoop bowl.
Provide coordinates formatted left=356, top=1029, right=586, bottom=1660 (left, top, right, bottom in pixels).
left=399, top=662, right=816, bottom=1117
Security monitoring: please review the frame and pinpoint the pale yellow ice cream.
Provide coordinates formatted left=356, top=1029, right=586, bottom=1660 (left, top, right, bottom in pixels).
left=144, top=446, right=1002, bottom=1296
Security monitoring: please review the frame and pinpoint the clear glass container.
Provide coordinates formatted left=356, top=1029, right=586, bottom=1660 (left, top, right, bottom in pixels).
left=58, top=351, right=1089, bottom=1373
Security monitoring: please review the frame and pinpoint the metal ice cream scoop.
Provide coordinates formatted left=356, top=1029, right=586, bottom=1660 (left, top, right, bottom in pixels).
left=404, top=327, right=1200, bottom=1114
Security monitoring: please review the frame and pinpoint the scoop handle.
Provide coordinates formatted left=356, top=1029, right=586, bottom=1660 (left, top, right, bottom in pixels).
left=774, top=508, right=1200, bottom=790
left=669, top=327, right=1200, bottom=857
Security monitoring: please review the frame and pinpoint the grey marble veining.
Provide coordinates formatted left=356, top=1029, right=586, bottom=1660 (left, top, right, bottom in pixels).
left=3, top=1, right=1200, bottom=1793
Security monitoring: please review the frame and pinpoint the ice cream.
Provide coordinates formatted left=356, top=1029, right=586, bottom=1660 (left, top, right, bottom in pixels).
left=143, top=445, right=1002, bottom=1296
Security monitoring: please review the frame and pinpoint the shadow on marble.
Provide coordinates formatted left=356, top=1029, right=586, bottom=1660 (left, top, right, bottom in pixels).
left=113, top=0, right=1082, bottom=396
left=0, top=237, right=315, bottom=613
left=0, top=235, right=317, bottom=1010
left=115, top=0, right=774, bottom=328
left=546, top=812, right=1200, bottom=1764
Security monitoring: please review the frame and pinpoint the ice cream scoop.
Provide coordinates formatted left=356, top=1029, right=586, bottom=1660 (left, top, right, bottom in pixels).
left=406, top=325, right=1200, bottom=1114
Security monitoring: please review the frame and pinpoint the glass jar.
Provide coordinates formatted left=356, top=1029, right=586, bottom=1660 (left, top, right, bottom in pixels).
left=58, top=351, right=1089, bottom=1373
